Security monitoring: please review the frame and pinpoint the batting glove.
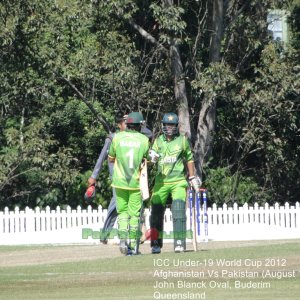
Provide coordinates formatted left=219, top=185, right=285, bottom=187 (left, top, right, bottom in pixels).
left=84, top=184, right=96, bottom=204
left=189, top=176, right=202, bottom=191
left=149, top=149, right=160, bottom=163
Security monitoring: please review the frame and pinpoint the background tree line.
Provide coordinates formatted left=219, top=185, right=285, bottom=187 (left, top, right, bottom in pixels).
left=0, top=0, right=299, bottom=209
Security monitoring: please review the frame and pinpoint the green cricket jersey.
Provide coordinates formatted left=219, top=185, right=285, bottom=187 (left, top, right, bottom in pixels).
left=152, top=134, right=194, bottom=184
left=108, top=130, right=149, bottom=190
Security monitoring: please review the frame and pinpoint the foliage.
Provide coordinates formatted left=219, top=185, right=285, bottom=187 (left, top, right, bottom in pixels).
left=288, top=0, right=300, bottom=49
left=0, top=0, right=299, bottom=209
left=204, top=166, right=268, bottom=205
left=0, top=118, right=78, bottom=208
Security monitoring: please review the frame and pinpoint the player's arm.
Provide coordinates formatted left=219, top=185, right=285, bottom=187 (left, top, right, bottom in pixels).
left=88, top=137, right=112, bottom=186
left=148, top=138, right=160, bottom=163
left=187, top=160, right=201, bottom=191
left=144, top=139, right=150, bottom=158
left=108, top=135, right=116, bottom=163
left=184, top=137, right=201, bottom=190
left=186, top=160, right=196, bottom=178
left=141, top=126, right=153, bottom=139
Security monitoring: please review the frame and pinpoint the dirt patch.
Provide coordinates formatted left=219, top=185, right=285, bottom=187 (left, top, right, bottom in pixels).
left=1, top=239, right=299, bottom=267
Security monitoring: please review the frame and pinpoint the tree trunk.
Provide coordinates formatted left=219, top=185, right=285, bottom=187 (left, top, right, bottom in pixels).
left=209, top=0, right=224, bottom=63
left=170, top=43, right=191, bottom=138
left=194, top=97, right=217, bottom=176
left=194, top=0, right=224, bottom=177
left=164, top=0, right=191, bottom=137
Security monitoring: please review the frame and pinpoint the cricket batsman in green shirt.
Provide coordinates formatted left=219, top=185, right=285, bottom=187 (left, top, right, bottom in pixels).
left=108, top=112, right=149, bottom=255
left=148, top=112, right=201, bottom=253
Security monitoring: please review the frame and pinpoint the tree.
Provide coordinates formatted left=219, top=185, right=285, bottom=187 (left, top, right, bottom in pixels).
left=101, top=0, right=299, bottom=203
left=0, top=0, right=299, bottom=208
left=0, top=0, right=80, bottom=208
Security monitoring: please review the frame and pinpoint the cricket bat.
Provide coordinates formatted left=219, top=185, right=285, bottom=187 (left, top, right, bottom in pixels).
left=140, top=158, right=149, bottom=201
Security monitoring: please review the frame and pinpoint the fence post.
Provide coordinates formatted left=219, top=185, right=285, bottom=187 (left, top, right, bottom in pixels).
left=61, top=207, right=67, bottom=229
left=228, top=205, right=233, bottom=225
left=25, top=207, right=35, bottom=233
left=56, top=206, right=61, bottom=229
left=283, top=202, right=290, bottom=228
left=9, top=207, right=15, bottom=233
left=233, top=203, right=238, bottom=225
left=260, top=203, right=265, bottom=224
left=290, top=203, right=296, bottom=228
left=211, top=203, right=217, bottom=225
left=207, top=207, right=212, bottom=227
left=91, top=207, right=98, bottom=224
left=82, top=206, right=88, bottom=226
left=243, top=203, right=249, bottom=224
left=35, top=207, right=41, bottom=232
left=4, top=207, right=9, bottom=233
left=8, top=207, right=14, bottom=233
left=66, top=206, right=72, bottom=228
left=296, top=202, right=300, bottom=229
left=97, top=206, right=103, bottom=226
left=20, top=207, right=25, bottom=233
left=87, top=205, right=92, bottom=225
left=0, top=209, right=3, bottom=234
left=40, top=207, right=46, bottom=232
left=269, top=203, right=274, bottom=226
left=274, top=203, right=280, bottom=226
left=51, top=207, right=57, bottom=230
left=254, top=203, right=259, bottom=223
left=217, top=206, right=223, bottom=225
left=249, top=205, right=254, bottom=224
left=264, top=203, right=269, bottom=225
left=45, top=206, right=51, bottom=231
left=77, top=205, right=82, bottom=226
left=14, top=207, right=20, bottom=233
left=223, top=203, right=228, bottom=224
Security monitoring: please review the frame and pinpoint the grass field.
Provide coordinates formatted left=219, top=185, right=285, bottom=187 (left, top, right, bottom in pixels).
left=0, top=240, right=299, bottom=300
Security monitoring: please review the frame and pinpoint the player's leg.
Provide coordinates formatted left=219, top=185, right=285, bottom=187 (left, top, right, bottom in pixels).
left=115, top=188, right=130, bottom=254
left=149, top=183, right=169, bottom=254
left=127, top=189, right=142, bottom=254
left=171, top=181, right=188, bottom=253
left=100, top=187, right=118, bottom=244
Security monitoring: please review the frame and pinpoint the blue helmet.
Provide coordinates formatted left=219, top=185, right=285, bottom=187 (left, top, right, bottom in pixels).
left=161, top=113, right=179, bottom=135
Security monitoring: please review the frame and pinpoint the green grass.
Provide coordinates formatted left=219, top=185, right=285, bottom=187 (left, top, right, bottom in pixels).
left=0, top=242, right=299, bottom=299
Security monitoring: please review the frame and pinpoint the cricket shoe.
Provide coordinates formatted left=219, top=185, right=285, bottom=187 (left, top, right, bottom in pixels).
left=127, top=248, right=141, bottom=256
left=174, top=245, right=185, bottom=253
left=151, top=241, right=161, bottom=254
left=119, top=240, right=128, bottom=255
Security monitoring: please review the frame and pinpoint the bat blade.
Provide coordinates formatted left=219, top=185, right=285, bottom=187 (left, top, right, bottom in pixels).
left=140, top=159, right=149, bottom=201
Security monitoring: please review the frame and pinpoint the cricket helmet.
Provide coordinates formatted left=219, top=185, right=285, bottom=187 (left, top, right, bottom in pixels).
left=126, top=112, right=144, bottom=124
left=162, top=112, right=179, bottom=135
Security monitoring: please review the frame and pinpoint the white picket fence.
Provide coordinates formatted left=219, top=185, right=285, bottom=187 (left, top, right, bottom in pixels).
left=0, top=202, right=299, bottom=245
